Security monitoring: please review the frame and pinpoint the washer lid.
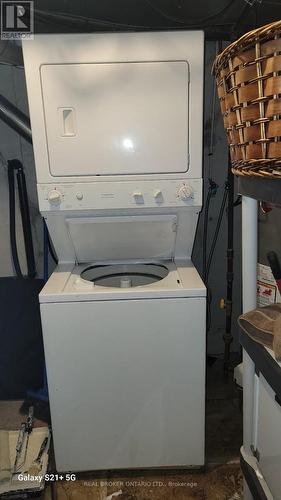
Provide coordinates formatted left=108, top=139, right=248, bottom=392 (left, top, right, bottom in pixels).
left=67, top=215, right=178, bottom=263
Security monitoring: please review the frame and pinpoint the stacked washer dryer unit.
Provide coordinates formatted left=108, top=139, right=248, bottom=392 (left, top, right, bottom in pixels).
left=23, top=32, right=205, bottom=472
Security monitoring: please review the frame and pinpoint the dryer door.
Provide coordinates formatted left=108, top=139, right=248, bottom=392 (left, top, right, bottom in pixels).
left=40, top=61, right=189, bottom=177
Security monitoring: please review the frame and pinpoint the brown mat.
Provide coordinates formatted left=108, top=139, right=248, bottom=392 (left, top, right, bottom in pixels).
left=238, top=303, right=281, bottom=360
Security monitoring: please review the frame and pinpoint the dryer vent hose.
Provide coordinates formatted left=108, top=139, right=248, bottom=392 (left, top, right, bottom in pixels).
left=7, top=159, right=36, bottom=279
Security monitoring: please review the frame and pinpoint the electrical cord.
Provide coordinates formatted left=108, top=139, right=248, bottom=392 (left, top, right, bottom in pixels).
left=201, top=180, right=218, bottom=333
left=47, top=232, right=58, bottom=265
left=207, top=289, right=213, bottom=332
left=205, top=185, right=228, bottom=332
left=202, top=183, right=213, bottom=280
left=205, top=185, right=228, bottom=282
left=231, top=1, right=251, bottom=35
left=233, top=195, right=242, bottom=207
left=202, top=42, right=219, bottom=281
left=205, top=180, right=240, bottom=333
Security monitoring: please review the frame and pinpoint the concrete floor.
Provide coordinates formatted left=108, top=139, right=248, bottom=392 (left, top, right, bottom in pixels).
left=45, top=465, right=243, bottom=500
left=0, top=357, right=243, bottom=499
left=206, top=356, right=243, bottom=465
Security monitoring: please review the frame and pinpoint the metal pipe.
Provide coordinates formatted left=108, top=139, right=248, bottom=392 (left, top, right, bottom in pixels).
left=0, top=94, right=32, bottom=144
left=242, top=196, right=257, bottom=456
left=0, top=41, right=23, bottom=66
left=242, top=196, right=258, bottom=313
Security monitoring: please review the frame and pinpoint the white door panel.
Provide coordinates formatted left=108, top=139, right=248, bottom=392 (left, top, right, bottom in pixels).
left=41, top=61, right=189, bottom=177
left=256, top=374, right=281, bottom=499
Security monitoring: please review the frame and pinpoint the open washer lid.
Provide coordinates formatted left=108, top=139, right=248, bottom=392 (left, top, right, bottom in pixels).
left=66, top=215, right=178, bottom=263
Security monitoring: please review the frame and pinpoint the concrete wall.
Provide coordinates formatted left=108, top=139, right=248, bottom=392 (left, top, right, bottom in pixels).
left=0, top=41, right=242, bottom=354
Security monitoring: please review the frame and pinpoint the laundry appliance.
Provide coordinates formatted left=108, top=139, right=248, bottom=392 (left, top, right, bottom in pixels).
left=22, top=31, right=206, bottom=472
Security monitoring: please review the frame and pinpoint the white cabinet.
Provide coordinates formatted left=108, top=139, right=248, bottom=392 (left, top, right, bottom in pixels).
left=40, top=296, right=205, bottom=471
left=255, top=373, right=281, bottom=499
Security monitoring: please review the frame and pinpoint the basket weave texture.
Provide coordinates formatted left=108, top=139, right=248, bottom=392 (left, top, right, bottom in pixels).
left=214, top=20, right=281, bottom=177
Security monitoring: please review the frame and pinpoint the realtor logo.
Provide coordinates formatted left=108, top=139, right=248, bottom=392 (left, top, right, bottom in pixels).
left=1, top=1, right=34, bottom=39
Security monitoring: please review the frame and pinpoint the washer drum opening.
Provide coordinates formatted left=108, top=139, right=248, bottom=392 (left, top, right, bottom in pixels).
left=80, top=263, right=169, bottom=288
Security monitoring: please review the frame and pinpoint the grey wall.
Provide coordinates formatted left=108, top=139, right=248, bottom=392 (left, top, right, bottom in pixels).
left=0, top=41, right=242, bottom=354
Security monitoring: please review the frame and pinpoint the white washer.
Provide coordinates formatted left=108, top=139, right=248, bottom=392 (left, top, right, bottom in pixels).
left=22, top=31, right=205, bottom=472
left=40, top=259, right=205, bottom=472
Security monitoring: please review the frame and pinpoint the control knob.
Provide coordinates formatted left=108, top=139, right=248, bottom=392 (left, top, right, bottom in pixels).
left=177, top=184, right=193, bottom=201
left=48, top=189, right=62, bottom=205
left=133, top=191, right=144, bottom=204
left=154, top=190, right=163, bottom=203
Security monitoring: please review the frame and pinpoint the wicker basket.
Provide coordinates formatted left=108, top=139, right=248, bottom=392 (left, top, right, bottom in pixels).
left=214, top=20, right=281, bottom=177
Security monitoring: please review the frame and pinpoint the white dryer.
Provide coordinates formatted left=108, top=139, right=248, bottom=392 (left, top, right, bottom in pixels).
left=22, top=31, right=205, bottom=472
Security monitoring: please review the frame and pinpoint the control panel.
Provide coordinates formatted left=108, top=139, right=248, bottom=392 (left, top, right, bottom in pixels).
left=38, top=179, right=202, bottom=212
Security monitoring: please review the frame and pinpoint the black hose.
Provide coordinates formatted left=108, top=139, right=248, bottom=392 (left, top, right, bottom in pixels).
left=16, top=164, right=36, bottom=278
left=47, top=232, right=58, bottom=265
left=7, top=161, right=23, bottom=278
left=7, top=159, right=37, bottom=279
left=205, top=185, right=228, bottom=281
left=202, top=187, right=212, bottom=281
